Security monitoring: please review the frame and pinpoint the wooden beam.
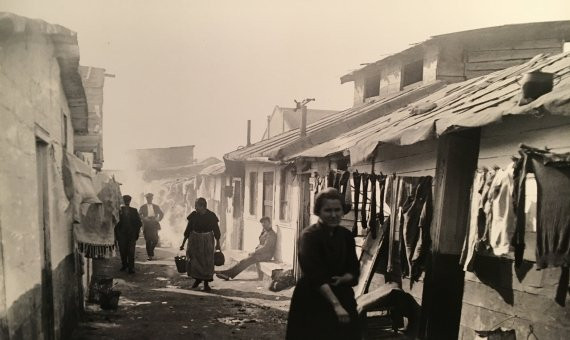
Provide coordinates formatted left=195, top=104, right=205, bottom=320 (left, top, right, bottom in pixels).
left=431, top=129, right=481, bottom=255
left=421, top=128, right=481, bottom=339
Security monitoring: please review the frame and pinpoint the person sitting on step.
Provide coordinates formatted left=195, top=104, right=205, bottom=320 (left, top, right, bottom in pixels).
left=215, top=216, right=277, bottom=280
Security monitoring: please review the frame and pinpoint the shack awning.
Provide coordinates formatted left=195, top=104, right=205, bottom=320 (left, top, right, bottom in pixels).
left=288, top=52, right=570, bottom=164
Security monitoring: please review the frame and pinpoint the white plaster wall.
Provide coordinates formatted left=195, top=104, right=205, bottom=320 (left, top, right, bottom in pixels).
left=379, top=62, right=402, bottom=96
left=0, top=31, right=70, bottom=306
left=423, top=45, right=439, bottom=84
left=353, top=77, right=365, bottom=106
left=242, top=163, right=299, bottom=264
left=0, top=30, right=77, bottom=337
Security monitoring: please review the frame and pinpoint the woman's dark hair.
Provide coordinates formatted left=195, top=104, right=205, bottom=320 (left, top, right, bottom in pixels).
left=313, top=187, right=350, bottom=215
left=195, top=197, right=207, bottom=208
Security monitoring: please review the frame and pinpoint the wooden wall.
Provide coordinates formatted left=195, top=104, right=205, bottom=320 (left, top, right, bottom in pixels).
left=459, top=114, right=570, bottom=340
left=464, top=38, right=563, bottom=79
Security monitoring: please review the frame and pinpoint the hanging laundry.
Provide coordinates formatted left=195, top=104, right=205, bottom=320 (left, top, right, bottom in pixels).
left=488, top=164, right=516, bottom=256
left=400, top=176, right=433, bottom=285
left=368, top=174, right=379, bottom=239
left=339, top=170, right=351, bottom=199
left=515, top=147, right=570, bottom=270
left=326, top=170, right=335, bottom=188
left=388, top=176, right=421, bottom=274
left=343, top=175, right=353, bottom=215
left=460, top=170, right=488, bottom=271
left=74, top=173, right=122, bottom=258
left=333, top=170, right=343, bottom=190
left=314, top=173, right=323, bottom=195
left=512, top=145, right=570, bottom=306
left=352, top=171, right=362, bottom=237
left=361, top=173, right=370, bottom=229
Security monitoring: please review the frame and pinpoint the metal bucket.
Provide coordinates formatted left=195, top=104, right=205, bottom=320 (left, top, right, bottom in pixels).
left=99, top=290, right=121, bottom=310
left=174, top=255, right=187, bottom=273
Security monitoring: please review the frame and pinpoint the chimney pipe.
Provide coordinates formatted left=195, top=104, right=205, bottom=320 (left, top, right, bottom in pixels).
left=300, top=106, right=307, bottom=137
left=295, top=98, right=314, bottom=138
left=267, top=115, right=271, bottom=139
left=247, top=120, right=251, bottom=146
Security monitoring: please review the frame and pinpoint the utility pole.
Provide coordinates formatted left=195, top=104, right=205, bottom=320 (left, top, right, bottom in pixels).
left=294, top=98, right=315, bottom=137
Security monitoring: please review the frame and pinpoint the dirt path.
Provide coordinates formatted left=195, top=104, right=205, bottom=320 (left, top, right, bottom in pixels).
left=72, top=245, right=291, bottom=340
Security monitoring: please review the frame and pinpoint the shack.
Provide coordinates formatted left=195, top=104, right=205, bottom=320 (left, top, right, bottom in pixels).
left=0, top=12, right=114, bottom=340
left=289, top=52, right=570, bottom=339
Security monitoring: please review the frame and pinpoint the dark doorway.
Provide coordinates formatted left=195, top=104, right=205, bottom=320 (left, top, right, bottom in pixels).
left=262, top=172, right=274, bottom=220
left=232, top=178, right=244, bottom=250
left=36, top=140, right=54, bottom=340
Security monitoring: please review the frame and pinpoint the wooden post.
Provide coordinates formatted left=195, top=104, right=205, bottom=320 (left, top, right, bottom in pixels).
left=421, top=128, right=480, bottom=339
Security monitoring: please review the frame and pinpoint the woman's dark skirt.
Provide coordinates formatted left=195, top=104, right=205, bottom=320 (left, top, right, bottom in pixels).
left=286, top=279, right=361, bottom=340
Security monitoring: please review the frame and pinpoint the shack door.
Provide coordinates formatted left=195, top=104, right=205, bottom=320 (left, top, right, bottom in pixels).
left=262, top=172, right=274, bottom=220
left=36, top=140, right=54, bottom=340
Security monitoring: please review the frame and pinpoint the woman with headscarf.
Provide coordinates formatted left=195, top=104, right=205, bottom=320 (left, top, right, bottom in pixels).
left=286, top=188, right=361, bottom=340
left=180, top=197, right=221, bottom=291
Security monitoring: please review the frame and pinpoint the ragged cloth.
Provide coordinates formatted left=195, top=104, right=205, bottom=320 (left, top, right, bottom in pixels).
left=65, top=152, right=122, bottom=258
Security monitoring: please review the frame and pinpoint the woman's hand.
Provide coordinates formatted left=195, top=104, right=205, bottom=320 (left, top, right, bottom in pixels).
left=331, top=273, right=354, bottom=287
left=179, top=245, right=185, bottom=251
left=333, top=304, right=350, bottom=324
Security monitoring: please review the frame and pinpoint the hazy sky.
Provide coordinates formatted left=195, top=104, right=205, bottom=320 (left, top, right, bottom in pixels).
left=2, top=0, right=569, bottom=169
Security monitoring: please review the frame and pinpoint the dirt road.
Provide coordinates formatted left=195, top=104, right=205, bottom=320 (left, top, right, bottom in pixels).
left=72, top=245, right=291, bottom=340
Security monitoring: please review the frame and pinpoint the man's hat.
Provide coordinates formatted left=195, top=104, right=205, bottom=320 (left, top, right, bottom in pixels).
left=123, top=195, right=132, bottom=201
left=145, top=193, right=154, bottom=198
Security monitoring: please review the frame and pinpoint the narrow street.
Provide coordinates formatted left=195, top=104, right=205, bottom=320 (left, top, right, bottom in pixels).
left=72, top=244, right=291, bottom=340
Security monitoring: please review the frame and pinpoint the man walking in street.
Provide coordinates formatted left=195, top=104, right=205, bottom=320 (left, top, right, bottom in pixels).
left=115, top=195, right=142, bottom=273
left=139, top=193, right=164, bottom=261
left=216, top=216, right=277, bottom=281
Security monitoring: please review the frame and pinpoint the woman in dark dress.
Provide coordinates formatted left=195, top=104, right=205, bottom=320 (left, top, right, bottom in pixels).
left=180, top=197, right=221, bottom=291
left=286, top=188, right=361, bottom=340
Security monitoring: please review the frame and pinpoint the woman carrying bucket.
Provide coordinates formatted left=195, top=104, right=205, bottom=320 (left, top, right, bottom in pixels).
left=179, top=197, right=221, bottom=292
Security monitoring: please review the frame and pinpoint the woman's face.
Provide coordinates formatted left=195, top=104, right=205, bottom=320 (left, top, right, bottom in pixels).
left=318, top=198, right=343, bottom=227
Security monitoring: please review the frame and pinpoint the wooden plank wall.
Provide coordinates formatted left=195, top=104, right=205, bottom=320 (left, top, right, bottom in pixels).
left=459, top=114, right=570, bottom=340
left=464, top=38, right=563, bottom=79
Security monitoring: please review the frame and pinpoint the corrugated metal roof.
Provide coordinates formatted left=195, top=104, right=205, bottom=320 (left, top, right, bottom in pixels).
left=224, top=81, right=445, bottom=166
left=290, top=52, right=570, bottom=164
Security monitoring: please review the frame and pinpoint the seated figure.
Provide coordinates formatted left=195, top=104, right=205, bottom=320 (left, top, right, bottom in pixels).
left=216, top=216, right=277, bottom=280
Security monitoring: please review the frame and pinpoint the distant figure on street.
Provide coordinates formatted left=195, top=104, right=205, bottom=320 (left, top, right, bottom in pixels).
left=115, top=195, right=143, bottom=273
left=215, top=216, right=276, bottom=281
left=139, top=193, right=164, bottom=261
left=286, top=188, right=361, bottom=340
left=180, top=198, right=221, bottom=292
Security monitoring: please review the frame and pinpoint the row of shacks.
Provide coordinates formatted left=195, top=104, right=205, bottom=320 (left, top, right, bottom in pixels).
left=202, top=22, right=570, bottom=339
left=0, top=13, right=117, bottom=339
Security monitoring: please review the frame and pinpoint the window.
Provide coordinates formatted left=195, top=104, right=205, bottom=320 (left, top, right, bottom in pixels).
left=401, top=59, right=424, bottom=89
left=249, top=172, right=257, bottom=215
left=262, top=171, right=274, bottom=220
left=364, top=74, right=381, bottom=99
left=279, top=169, right=289, bottom=221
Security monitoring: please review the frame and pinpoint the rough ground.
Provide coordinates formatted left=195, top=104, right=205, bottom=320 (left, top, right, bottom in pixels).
left=71, top=244, right=292, bottom=340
